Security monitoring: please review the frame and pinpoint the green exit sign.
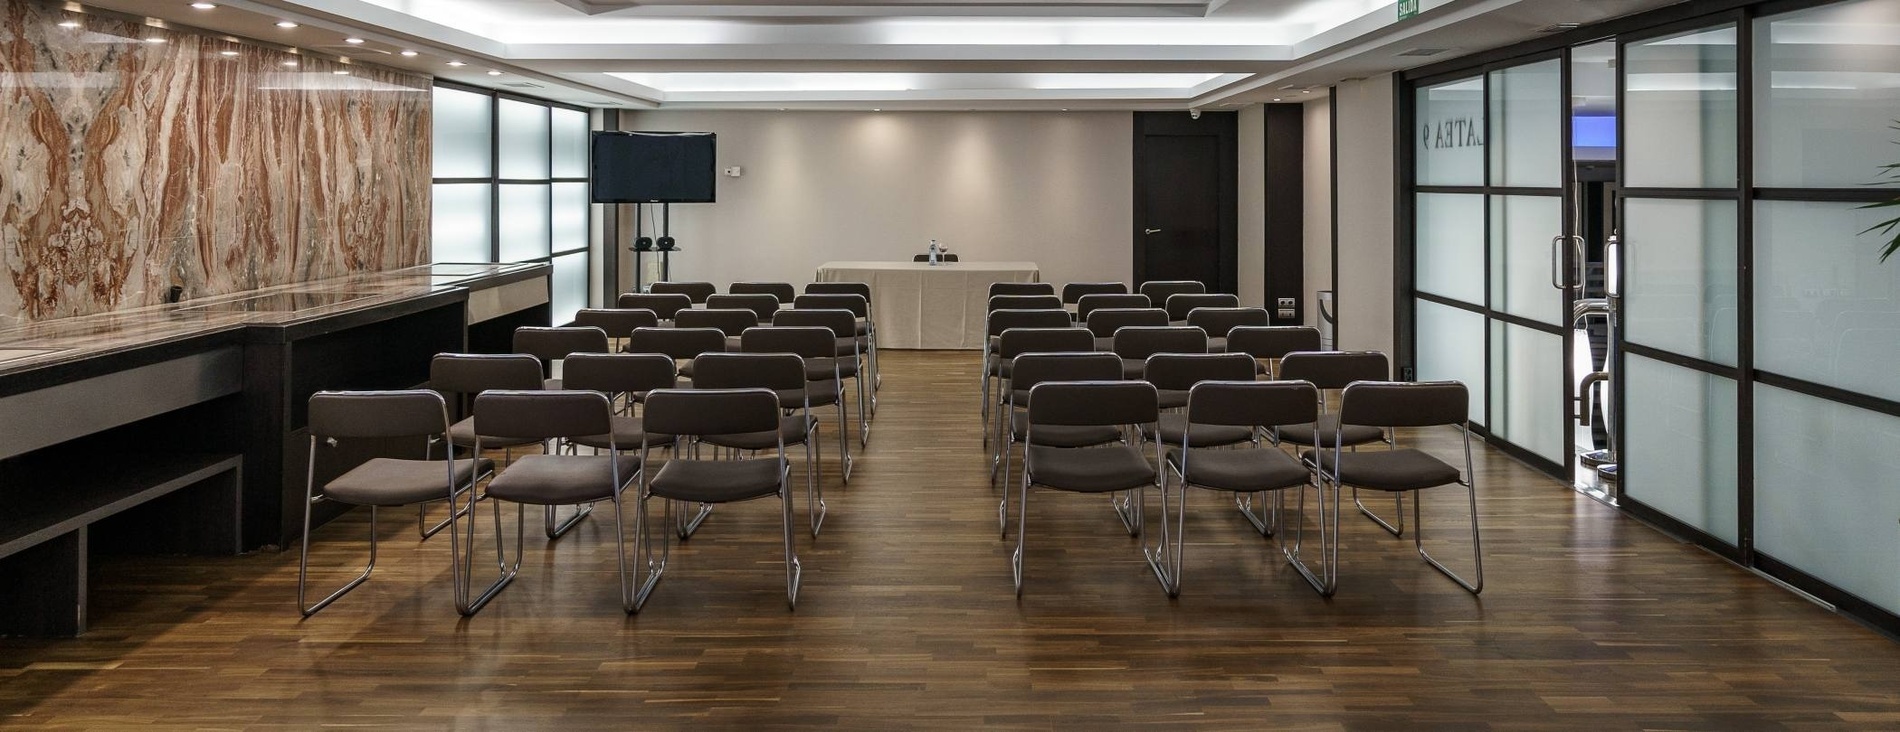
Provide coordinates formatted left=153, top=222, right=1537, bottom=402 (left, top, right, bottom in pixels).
left=1398, top=0, right=1420, bottom=20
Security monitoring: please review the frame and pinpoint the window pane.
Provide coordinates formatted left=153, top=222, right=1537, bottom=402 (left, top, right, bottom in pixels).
left=552, top=182, right=590, bottom=255
left=1755, top=200, right=1900, bottom=401
left=1623, top=354, right=1738, bottom=545
left=1754, top=0, right=1900, bottom=189
left=1488, top=194, right=1563, bottom=325
left=1488, top=321, right=1565, bottom=464
left=498, top=98, right=550, bottom=180
left=1487, top=59, right=1563, bottom=189
left=551, top=107, right=591, bottom=179
left=552, top=251, right=589, bottom=327
left=1415, top=77, right=1486, bottom=186
left=1414, top=299, right=1487, bottom=423
left=1624, top=25, right=1738, bottom=188
left=1415, top=193, right=1486, bottom=305
left=431, top=183, right=491, bottom=263
left=1756, top=384, right=1900, bottom=615
left=432, top=87, right=491, bottom=179
left=1622, top=198, right=1739, bottom=365
left=498, top=183, right=551, bottom=263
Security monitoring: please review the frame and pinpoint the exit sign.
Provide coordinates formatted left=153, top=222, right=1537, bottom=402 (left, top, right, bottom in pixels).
left=1398, top=0, right=1419, bottom=20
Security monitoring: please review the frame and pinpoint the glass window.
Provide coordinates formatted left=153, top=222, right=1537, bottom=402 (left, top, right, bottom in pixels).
left=1754, top=0, right=1900, bottom=189
left=1488, top=59, right=1563, bottom=189
left=1488, top=321, right=1565, bottom=464
left=432, top=87, right=491, bottom=179
left=552, top=182, right=590, bottom=255
left=1622, top=198, right=1739, bottom=365
left=1755, top=200, right=1900, bottom=401
left=551, top=107, right=591, bottom=179
left=1415, top=77, right=1486, bottom=186
left=497, top=98, right=551, bottom=180
left=1415, top=193, right=1486, bottom=304
left=1414, top=299, right=1487, bottom=423
left=498, top=184, right=552, bottom=263
left=1623, top=354, right=1739, bottom=545
left=1624, top=25, right=1739, bottom=188
left=431, top=183, right=491, bottom=264
left=1488, top=194, right=1563, bottom=325
left=552, top=251, right=589, bottom=327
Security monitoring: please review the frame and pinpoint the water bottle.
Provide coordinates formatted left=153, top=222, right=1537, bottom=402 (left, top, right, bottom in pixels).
left=928, top=239, right=941, bottom=266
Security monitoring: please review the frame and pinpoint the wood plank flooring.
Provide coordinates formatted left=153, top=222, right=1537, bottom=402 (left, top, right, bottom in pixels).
left=4, top=350, right=1900, bottom=728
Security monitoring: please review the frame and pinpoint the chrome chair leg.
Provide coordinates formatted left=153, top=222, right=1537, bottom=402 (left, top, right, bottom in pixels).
left=1414, top=479, right=1484, bottom=594
left=1353, top=486, right=1406, bottom=537
left=780, top=462, right=802, bottom=610
left=1285, top=475, right=1338, bottom=598
left=806, top=436, right=825, bottom=537
left=456, top=493, right=522, bottom=616
left=1143, top=468, right=1184, bottom=597
left=1011, top=474, right=1029, bottom=596
left=544, top=502, right=595, bottom=539
left=1235, top=491, right=1278, bottom=538
left=837, top=394, right=854, bottom=484
left=677, top=501, right=714, bottom=540
left=299, top=499, right=376, bottom=617
left=629, top=492, right=673, bottom=614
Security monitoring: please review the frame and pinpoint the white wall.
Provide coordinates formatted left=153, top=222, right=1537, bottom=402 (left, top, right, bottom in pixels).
left=1332, top=75, right=1396, bottom=356
left=1302, top=97, right=1333, bottom=329
left=618, top=110, right=1134, bottom=289
left=1236, top=104, right=1266, bottom=308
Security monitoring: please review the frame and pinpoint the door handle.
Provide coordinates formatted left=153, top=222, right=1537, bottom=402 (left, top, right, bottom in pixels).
left=1144, top=228, right=1162, bottom=235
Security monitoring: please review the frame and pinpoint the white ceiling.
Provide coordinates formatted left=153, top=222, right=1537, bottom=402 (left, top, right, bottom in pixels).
left=83, top=0, right=1690, bottom=109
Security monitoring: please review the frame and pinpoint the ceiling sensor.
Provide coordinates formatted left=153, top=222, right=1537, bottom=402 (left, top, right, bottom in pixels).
left=502, top=81, right=544, bottom=88
left=1396, top=47, right=1450, bottom=57
left=1536, top=22, right=1583, bottom=33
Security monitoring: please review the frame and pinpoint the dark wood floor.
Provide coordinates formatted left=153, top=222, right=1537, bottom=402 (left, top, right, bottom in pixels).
left=4, top=350, right=1900, bottom=728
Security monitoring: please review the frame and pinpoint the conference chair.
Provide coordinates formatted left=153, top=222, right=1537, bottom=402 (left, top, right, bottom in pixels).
left=428, top=353, right=543, bottom=539
left=1061, top=282, right=1129, bottom=310
left=673, top=308, right=758, bottom=352
left=689, top=352, right=825, bottom=539
left=1139, top=280, right=1206, bottom=304
left=1074, top=292, right=1148, bottom=325
left=513, top=325, right=610, bottom=390
left=1140, top=352, right=1281, bottom=537
left=1186, top=307, right=1271, bottom=352
left=988, top=282, right=1055, bottom=297
left=1010, top=380, right=1161, bottom=596
left=651, top=280, right=716, bottom=304
left=728, top=282, right=797, bottom=304
left=707, top=293, right=781, bottom=321
left=795, top=291, right=879, bottom=412
left=630, top=388, right=800, bottom=612
left=560, top=353, right=679, bottom=457
left=298, top=390, right=493, bottom=616
left=618, top=292, right=693, bottom=322
left=742, top=325, right=854, bottom=490
left=1299, top=380, right=1482, bottom=597
left=987, top=327, right=1096, bottom=467
left=1149, top=379, right=1318, bottom=597
left=626, top=326, right=727, bottom=392
left=1163, top=293, right=1239, bottom=324
left=772, top=308, right=870, bottom=454
left=979, top=307, right=1073, bottom=429
left=1226, top=326, right=1322, bottom=378
left=993, top=352, right=1123, bottom=516
left=1276, top=350, right=1397, bottom=535
left=1109, top=325, right=1207, bottom=380
left=571, top=308, right=659, bottom=351
left=1084, top=307, right=1169, bottom=352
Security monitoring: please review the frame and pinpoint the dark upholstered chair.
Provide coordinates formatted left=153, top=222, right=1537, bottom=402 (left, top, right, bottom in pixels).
left=1109, top=325, right=1207, bottom=380
left=650, top=280, right=716, bottom=304
left=690, top=352, right=825, bottom=537
left=617, top=292, right=693, bottom=322
left=1075, top=293, right=1151, bottom=325
left=1275, top=351, right=1396, bottom=535
left=1226, top=326, right=1322, bottom=378
left=988, top=282, right=1055, bottom=297
left=981, top=308, right=1074, bottom=425
left=673, top=308, right=758, bottom=353
left=773, top=308, right=870, bottom=449
left=1011, top=380, right=1161, bottom=596
left=571, top=309, right=660, bottom=351
left=1061, top=282, right=1129, bottom=307
left=986, top=326, right=1096, bottom=453
left=707, top=293, right=782, bottom=321
left=1163, top=293, right=1239, bottom=323
left=1085, top=307, right=1169, bottom=351
left=1139, top=280, right=1206, bottom=304
left=1186, top=307, right=1271, bottom=351
left=742, top=325, right=854, bottom=489
left=626, top=326, right=726, bottom=395
left=993, top=352, right=1124, bottom=512
left=912, top=253, right=959, bottom=262
left=560, top=353, right=680, bottom=456
left=728, top=281, right=797, bottom=304
left=513, top=325, right=610, bottom=390
left=794, top=290, right=879, bottom=410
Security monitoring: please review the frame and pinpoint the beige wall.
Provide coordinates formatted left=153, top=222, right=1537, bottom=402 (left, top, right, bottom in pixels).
left=1302, top=97, right=1334, bottom=329
left=1332, top=75, right=1397, bottom=357
left=1236, top=104, right=1266, bottom=308
left=618, top=110, right=1134, bottom=290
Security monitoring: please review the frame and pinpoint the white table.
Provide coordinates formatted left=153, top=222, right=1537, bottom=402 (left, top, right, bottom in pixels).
left=814, top=261, right=1041, bottom=349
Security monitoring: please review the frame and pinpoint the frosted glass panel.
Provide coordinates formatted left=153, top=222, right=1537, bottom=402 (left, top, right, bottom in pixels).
left=1488, top=60, right=1563, bottom=189
left=551, top=108, right=590, bottom=179
left=1754, top=0, right=1900, bottom=189
left=1755, top=200, right=1900, bottom=402
left=1624, top=25, right=1738, bottom=188
left=1488, top=322, right=1565, bottom=464
left=1416, top=77, right=1486, bottom=186
left=1755, top=384, right=1900, bottom=614
left=552, top=182, right=590, bottom=255
left=1414, top=299, right=1486, bottom=423
left=498, top=184, right=551, bottom=263
left=431, top=183, right=491, bottom=263
left=1415, top=193, right=1485, bottom=304
left=1623, top=354, right=1737, bottom=544
left=498, top=99, right=550, bottom=180
left=1488, top=195, right=1563, bottom=325
left=432, top=87, right=491, bottom=179
left=1623, top=198, right=1738, bottom=365
left=552, top=251, right=589, bottom=327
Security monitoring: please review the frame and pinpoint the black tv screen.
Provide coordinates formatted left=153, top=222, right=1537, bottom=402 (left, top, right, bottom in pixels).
left=590, top=131, right=716, bottom=204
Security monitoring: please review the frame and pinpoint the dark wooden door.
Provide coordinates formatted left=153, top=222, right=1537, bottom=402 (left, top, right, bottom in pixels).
left=1132, top=111, right=1237, bottom=294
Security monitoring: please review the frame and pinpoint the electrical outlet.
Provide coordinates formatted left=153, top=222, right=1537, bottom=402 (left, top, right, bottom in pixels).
left=1277, top=297, right=1296, bottom=309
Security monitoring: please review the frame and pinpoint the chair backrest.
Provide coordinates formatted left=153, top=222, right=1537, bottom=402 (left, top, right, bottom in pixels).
left=1278, top=350, right=1389, bottom=390
left=472, top=389, right=612, bottom=441
left=650, top=280, right=716, bottom=304
left=987, top=294, right=1063, bottom=313
left=1139, top=280, right=1207, bottom=303
left=1142, top=352, right=1257, bottom=391
left=1008, top=352, right=1122, bottom=392
left=1076, top=294, right=1152, bottom=323
left=688, top=352, right=806, bottom=391
left=430, top=353, right=543, bottom=396
left=1061, top=282, right=1128, bottom=304
left=570, top=308, right=659, bottom=338
left=706, top=293, right=781, bottom=320
left=771, top=308, right=857, bottom=340
left=1340, top=380, right=1467, bottom=427
left=1225, top=326, right=1322, bottom=362
left=913, top=253, right=960, bottom=262
left=617, top=292, right=693, bottom=321
left=643, top=388, right=781, bottom=438
left=627, top=326, right=727, bottom=362
left=804, top=282, right=871, bottom=299
left=728, top=282, right=797, bottom=303
left=1085, top=307, right=1169, bottom=338
left=986, top=308, right=1073, bottom=338
left=1185, top=307, right=1272, bottom=338
left=989, top=282, right=1055, bottom=298
left=1110, top=325, right=1207, bottom=361
left=794, top=293, right=869, bottom=319
left=559, top=353, right=677, bottom=395
left=998, top=327, right=1095, bottom=359
left=740, top=326, right=835, bottom=360
left=1164, top=293, right=1239, bottom=322
left=674, top=308, right=759, bottom=337
left=513, top=326, right=610, bottom=368
left=1185, top=380, right=1319, bottom=429
left=308, top=390, right=449, bottom=440
left=1028, top=380, right=1158, bottom=427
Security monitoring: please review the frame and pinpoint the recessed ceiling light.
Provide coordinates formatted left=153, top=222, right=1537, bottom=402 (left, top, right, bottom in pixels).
left=1060, top=108, right=1069, bottom=111
left=872, top=108, right=881, bottom=112
left=1272, top=97, right=1281, bottom=101
left=145, top=37, right=166, bottom=44
left=276, top=21, right=297, bottom=28
left=344, top=37, right=364, bottom=44
left=57, top=20, right=79, bottom=28
left=333, top=70, right=350, bottom=75
left=399, top=50, right=418, bottom=57
left=446, top=60, right=465, bottom=67
left=282, top=60, right=298, bottom=67
left=219, top=50, right=238, bottom=56
left=191, top=2, right=216, bottom=8
left=486, top=70, right=501, bottom=76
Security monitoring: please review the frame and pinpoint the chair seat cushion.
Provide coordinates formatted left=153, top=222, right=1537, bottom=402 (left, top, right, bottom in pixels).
left=834, top=338, right=862, bottom=358
left=856, top=320, right=872, bottom=337
left=1276, top=414, right=1384, bottom=448
left=779, top=379, right=841, bottom=408
left=1166, top=447, right=1307, bottom=492
left=987, top=359, right=1013, bottom=379
left=1093, top=337, right=1115, bottom=352
left=649, top=458, right=785, bottom=503
left=1120, top=358, right=1145, bottom=380
left=1157, top=388, right=1189, bottom=410
left=807, top=356, right=859, bottom=380
left=568, top=415, right=679, bottom=451
left=1139, top=414, right=1253, bottom=448
left=543, top=377, right=564, bottom=390
left=1303, top=448, right=1462, bottom=492
left=486, top=453, right=639, bottom=505
left=449, top=417, right=544, bottom=450
left=1026, top=445, right=1156, bottom=493
left=1011, top=412, right=1121, bottom=448
left=1206, top=337, right=1227, bottom=353
left=324, top=457, right=493, bottom=506
left=700, top=415, right=816, bottom=451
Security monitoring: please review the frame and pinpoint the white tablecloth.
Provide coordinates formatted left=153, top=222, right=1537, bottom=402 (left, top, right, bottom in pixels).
left=814, top=261, right=1041, bottom=349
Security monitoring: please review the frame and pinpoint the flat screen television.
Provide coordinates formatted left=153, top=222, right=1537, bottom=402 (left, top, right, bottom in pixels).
left=590, top=131, right=716, bottom=204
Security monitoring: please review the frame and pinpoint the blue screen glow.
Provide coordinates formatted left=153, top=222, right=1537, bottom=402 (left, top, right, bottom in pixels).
left=1573, top=116, right=1616, bottom=148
